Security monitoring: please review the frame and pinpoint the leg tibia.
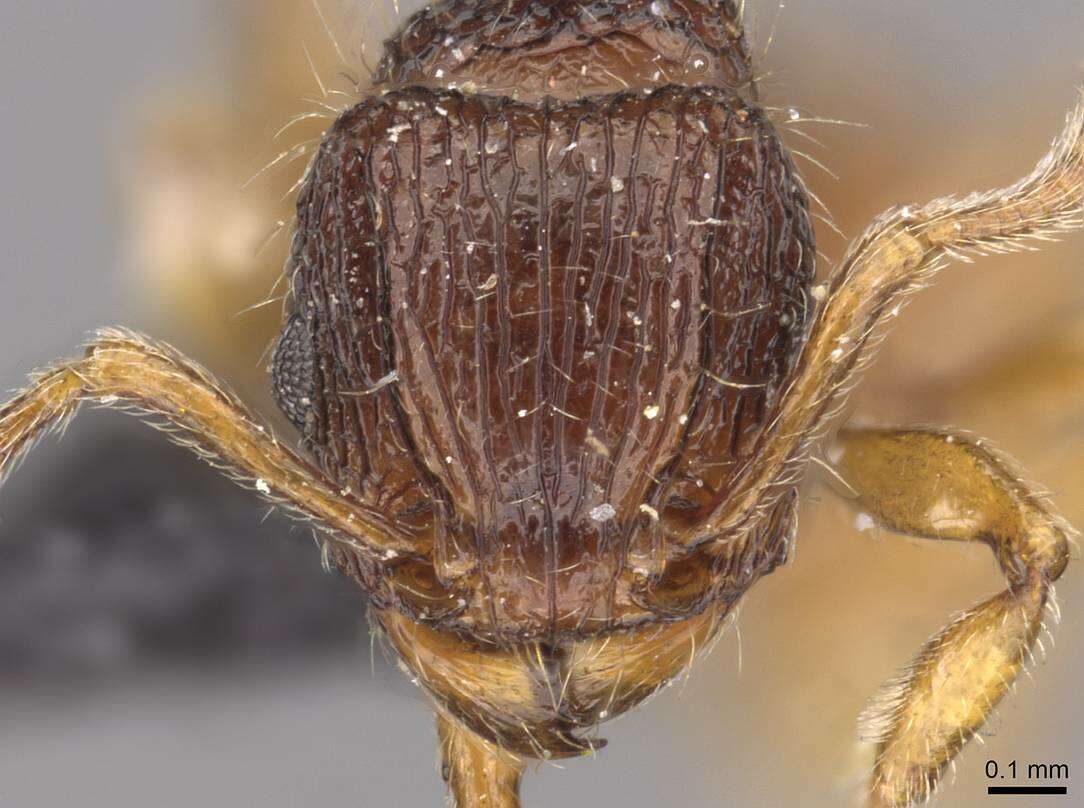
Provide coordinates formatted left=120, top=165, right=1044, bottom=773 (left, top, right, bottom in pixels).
left=708, top=97, right=1083, bottom=542
left=0, top=329, right=415, bottom=560
left=862, top=575, right=1047, bottom=807
left=831, top=427, right=1073, bottom=807
left=437, top=713, right=525, bottom=808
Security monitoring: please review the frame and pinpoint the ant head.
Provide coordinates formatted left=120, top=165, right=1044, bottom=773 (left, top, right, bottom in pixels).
left=267, top=0, right=812, bottom=636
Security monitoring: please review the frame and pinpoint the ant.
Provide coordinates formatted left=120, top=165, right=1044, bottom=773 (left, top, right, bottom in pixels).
left=2, top=2, right=1080, bottom=806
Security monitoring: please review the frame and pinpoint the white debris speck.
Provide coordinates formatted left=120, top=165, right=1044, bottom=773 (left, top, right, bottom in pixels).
left=590, top=503, right=617, bottom=523
left=650, top=0, right=664, bottom=16
left=671, top=299, right=681, bottom=310
left=590, top=156, right=598, bottom=173
left=643, top=404, right=660, bottom=420
left=434, top=68, right=445, bottom=79
left=854, top=512, right=876, bottom=532
left=451, top=47, right=464, bottom=61
left=678, top=413, right=689, bottom=425
left=518, top=409, right=528, bottom=418
left=255, top=478, right=271, bottom=495
left=434, top=105, right=448, bottom=117
left=693, top=58, right=705, bottom=69
left=98, top=395, right=119, bottom=405
left=586, top=430, right=610, bottom=456
left=445, top=158, right=452, bottom=166
left=787, top=108, right=801, bottom=121
left=639, top=503, right=660, bottom=521
left=610, top=175, right=625, bottom=193
left=900, top=205, right=915, bottom=221
left=478, top=273, right=498, bottom=291
left=830, top=347, right=844, bottom=361
left=387, top=122, right=411, bottom=143
left=810, top=283, right=828, bottom=302
left=561, top=141, right=578, bottom=154
left=383, top=549, right=399, bottom=560
left=584, top=301, right=594, bottom=327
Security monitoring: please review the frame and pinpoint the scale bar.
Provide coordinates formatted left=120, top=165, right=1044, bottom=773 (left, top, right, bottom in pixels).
left=988, top=786, right=1068, bottom=795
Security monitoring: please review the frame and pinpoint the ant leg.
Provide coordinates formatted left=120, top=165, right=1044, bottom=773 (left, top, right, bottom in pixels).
left=437, top=712, right=525, bottom=808
left=831, top=427, right=1072, bottom=808
left=0, top=328, right=417, bottom=560
left=704, top=97, right=1084, bottom=542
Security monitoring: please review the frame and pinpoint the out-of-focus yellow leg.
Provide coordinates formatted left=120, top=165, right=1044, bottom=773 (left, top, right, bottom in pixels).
left=833, top=427, right=1072, bottom=808
left=437, top=712, right=525, bottom=808
left=0, top=328, right=417, bottom=560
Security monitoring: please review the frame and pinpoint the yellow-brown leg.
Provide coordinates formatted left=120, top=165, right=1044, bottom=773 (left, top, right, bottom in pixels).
left=0, top=328, right=416, bottom=560
left=703, top=98, right=1084, bottom=544
left=832, top=427, right=1072, bottom=807
left=437, top=712, right=525, bottom=808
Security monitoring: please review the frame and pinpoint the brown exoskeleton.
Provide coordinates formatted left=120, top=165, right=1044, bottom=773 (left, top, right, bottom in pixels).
left=1, top=1, right=1080, bottom=806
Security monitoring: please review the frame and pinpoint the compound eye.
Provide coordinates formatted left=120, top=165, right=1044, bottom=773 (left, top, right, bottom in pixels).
left=270, top=313, right=315, bottom=431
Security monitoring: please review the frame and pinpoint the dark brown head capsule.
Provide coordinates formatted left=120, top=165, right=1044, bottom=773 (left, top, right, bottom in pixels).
left=274, top=0, right=814, bottom=642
